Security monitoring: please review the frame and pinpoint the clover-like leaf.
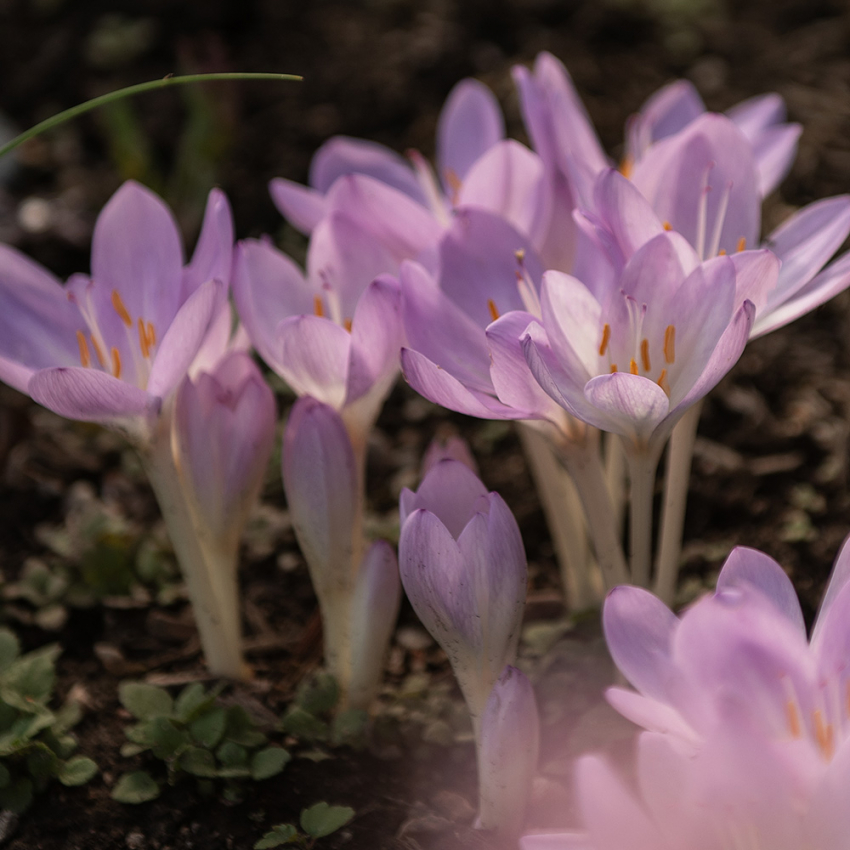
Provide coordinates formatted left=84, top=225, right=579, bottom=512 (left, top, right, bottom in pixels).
left=254, top=823, right=299, bottom=848
left=119, top=682, right=174, bottom=720
left=278, top=707, right=328, bottom=741
left=294, top=673, right=339, bottom=716
left=190, top=705, right=227, bottom=749
left=180, top=746, right=217, bottom=778
left=300, top=802, right=355, bottom=838
left=111, top=770, right=160, bottom=804
left=250, top=746, right=291, bottom=781
left=224, top=705, right=267, bottom=748
left=58, top=756, right=98, bottom=786
left=0, top=629, right=20, bottom=673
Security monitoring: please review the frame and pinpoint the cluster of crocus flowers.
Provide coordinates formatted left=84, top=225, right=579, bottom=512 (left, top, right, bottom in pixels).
left=522, top=538, right=850, bottom=850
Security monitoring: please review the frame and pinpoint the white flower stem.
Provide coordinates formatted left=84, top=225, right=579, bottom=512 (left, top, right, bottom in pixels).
left=604, top=431, right=627, bottom=536
left=653, top=402, right=702, bottom=605
left=625, top=445, right=660, bottom=589
left=141, top=414, right=248, bottom=680
left=518, top=423, right=602, bottom=611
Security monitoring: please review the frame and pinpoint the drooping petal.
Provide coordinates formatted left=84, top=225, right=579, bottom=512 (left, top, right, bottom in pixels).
left=269, top=178, right=327, bottom=234
left=437, top=77, right=505, bottom=189
left=231, top=239, right=314, bottom=376
left=602, top=585, right=679, bottom=702
left=277, top=314, right=351, bottom=409
left=716, top=546, right=805, bottom=634
left=146, top=279, right=223, bottom=399
left=310, top=135, right=425, bottom=202
left=91, top=180, right=184, bottom=332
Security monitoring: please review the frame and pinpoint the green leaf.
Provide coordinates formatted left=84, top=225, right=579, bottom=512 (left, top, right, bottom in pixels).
left=278, top=707, right=328, bottom=741
left=120, top=742, right=146, bottom=758
left=330, top=709, right=368, bottom=747
left=300, top=802, right=355, bottom=838
left=118, top=681, right=174, bottom=720
left=189, top=706, right=227, bottom=749
left=250, top=747, right=291, bottom=781
left=111, top=771, right=160, bottom=804
left=0, top=778, right=33, bottom=813
left=254, top=824, right=299, bottom=849
left=216, top=740, right=248, bottom=767
left=224, top=705, right=266, bottom=748
left=148, top=717, right=189, bottom=760
left=180, top=746, right=217, bottom=778
left=0, top=630, right=20, bottom=673
left=3, top=645, right=60, bottom=706
left=294, top=672, right=339, bottom=716
left=52, top=701, right=83, bottom=735
left=174, top=682, right=220, bottom=722
left=26, top=745, right=60, bottom=781
left=58, top=756, right=98, bottom=786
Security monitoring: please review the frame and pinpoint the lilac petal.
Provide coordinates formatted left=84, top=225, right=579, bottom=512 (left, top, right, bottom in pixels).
left=277, top=314, right=350, bottom=408
left=716, top=546, right=805, bottom=634
left=421, top=436, right=478, bottom=477
left=814, top=533, right=850, bottom=637
left=603, top=585, right=678, bottom=702
left=323, top=173, right=443, bottom=262
left=539, top=270, right=600, bottom=379
left=91, top=181, right=184, bottom=332
left=401, top=348, right=528, bottom=420
left=0, top=245, right=85, bottom=391
left=182, top=188, right=234, bottom=300
left=618, top=232, right=688, bottom=309
left=282, top=397, right=356, bottom=588
left=520, top=834, right=593, bottom=850
left=726, top=92, right=787, bottom=140
left=398, top=507, right=477, bottom=653
left=310, top=135, right=424, bottom=202
left=307, top=211, right=406, bottom=317
left=605, top=688, right=697, bottom=743
left=584, top=373, right=670, bottom=443
left=457, top=140, right=549, bottom=240
left=764, top=195, right=850, bottom=312
left=457, top=495, right=527, bottom=666
left=628, top=80, right=705, bottom=159
left=477, top=666, right=539, bottom=834
left=437, top=78, right=504, bottom=188
left=750, top=123, right=802, bottom=197
left=577, top=755, right=667, bottom=850
left=810, top=737, right=850, bottom=850
left=401, top=458, right=489, bottom=537
left=534, top=169, right=580, bottom=273
left=674, top=300, right=754, bottom=414
left=811, top=579, right=850, bottom=695
left=146, top=279, right=222, bottom=399
left=345, top=275, right=402, bottom=405
left=722, top=248, right=780, bottom=314
left=487, top=311, right=570, bottom=423
left=631, top=114, right=760, bottom=258
left=269, top=178, right=327, bottom=234
left=400, top=260, right=493, bottom=393
left=437, top=207, right=544, bottom=329
left=753, top=249, right=850, bottom=338
left=231, top=239, right=314, bottom=376
left=188, top=302, right=237, bottom=378
left=29, top=366, right=158, bottom=427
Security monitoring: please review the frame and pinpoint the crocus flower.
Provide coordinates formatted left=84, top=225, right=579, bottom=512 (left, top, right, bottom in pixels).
left=282, top=396, right=400, bottom=710
left=0, top=181, right=231, bottom=444
left=398, top=459, right=527, bottom=732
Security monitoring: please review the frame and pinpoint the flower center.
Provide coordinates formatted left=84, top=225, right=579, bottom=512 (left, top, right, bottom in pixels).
left=598, top=316, right=675, bottom=396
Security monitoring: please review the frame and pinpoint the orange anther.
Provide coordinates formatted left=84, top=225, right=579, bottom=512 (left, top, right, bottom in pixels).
left=610, top=363, right=618, bottom=373
left=718, top=249, right=727, bottom=256
left=657, top=368, right=670, bottom=395
left=813, top=709, right=835, bottom=759
left=313, top=295, right=325, bottom=318
left=629, top=358, right=638, bottom=375
left=344, top=318, right=353, bottom=333
left=663, top=325, right=676, bottom=364
left=662, top=221, right=672, bottom=231
left=599, top=323, right=611, bottom=357
left=146, top=321, right=156, bottom=347
left=488, top=299, right=500, bottom=323
left=138, top=318, right=150, bottom=358
left=111, top=290, right=132, bottom=327
left=619, top=156, right=633, bottom=179
left=76, top=330, right=91, bottom=368
left=737, top=237, right=747, bottom=253
left=640, top=338, right=650, bottom=372
left=785, top=700, right=802, bottom=738
left=444, top=167, right=462, bottom=204
left=110, top=347, right=122, bottom=380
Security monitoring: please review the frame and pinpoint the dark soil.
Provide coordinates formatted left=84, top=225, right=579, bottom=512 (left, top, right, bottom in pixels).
left=2, top=0, right=850, bottom=847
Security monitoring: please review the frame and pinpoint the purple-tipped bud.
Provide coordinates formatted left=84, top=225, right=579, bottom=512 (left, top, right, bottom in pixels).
left=174, top=351, right=276, bottom=547
left=398, top=460, right=527, bottom=728
left=477, top=666, right=540, bottom=836
left=421, top=435, right=479, bottom=477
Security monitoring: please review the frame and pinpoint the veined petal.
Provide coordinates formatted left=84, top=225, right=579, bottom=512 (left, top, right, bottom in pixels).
left=269, top=178, right=327, bottom=234
left=605, top=688, right=698, bottom=744
left=603, top=585, right=679, bottom=702
left=584, top=373, right=670, bottom=443
left=277, top=314, right=351, bottom=409
left=716, top=546, right=805, bottom=634
left=182, top=188, right=234, bottom=300
left=628, top=79, right=705, bottom=160
left=91, top=180, right=184, bottom=331
left=720, top=248, right=780, bottom=314
left=310, top=135, right=425, bottom=202
left=750, top=123, right=802, bottom=197
left=814, top=533, right=850, bottom=639
left=726, top=92, right=787, bottom=140
left=146, top=279, right=223, bottom=399
left=437, top=77, right=505, bottom=188
left=231, top=239, right=314, bottom=376
left=345, top=275, right=403, bottom=405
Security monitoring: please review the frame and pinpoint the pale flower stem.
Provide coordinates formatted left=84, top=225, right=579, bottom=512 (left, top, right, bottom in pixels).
left=626, top=446, right=659, bottom=589
left=559, top=434, right=630, bottom=590
left=654, top=402, right=703, bottom=605
left=604, top=431, right=627, bottom=536
left=518, top=423, right=602, bottom=611
left=142, top=415, right=248, bottom=680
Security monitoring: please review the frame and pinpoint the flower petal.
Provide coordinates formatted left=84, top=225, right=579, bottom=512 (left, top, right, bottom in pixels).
left=584, top=373, right=670, bottom=443
left=182, top=188, right=234, bottom=300
left=628, top=79, right=705, bottom=159
left=269, top=178, right=327, bottom=234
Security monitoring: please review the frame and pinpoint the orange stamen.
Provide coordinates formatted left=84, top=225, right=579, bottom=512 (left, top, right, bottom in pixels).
left=813, top=710, right=834, bottom=759
left=629, top=358, right=638, bottom=375
left=599, top=323, right=611, bottom=357
left=718, top=249, right=727, bottom=256
left=146, top=322, right=156, bottom=347
left=111, top=290, right=132, bottom=327
left=640, top=338, right=650, bottom=372
left=488, top=299, right=500, bottom=322
left=313, top=295, right=324, bottom=318
left=657, top=368, right=670, bottom=395
left=76, top=330, right=91, bottom=368
left=344, top=318, right=353, bottom=333
left=110, top=347, right=122, bottom=380
left=619, top=155, right=633, bottom=179
left=444, top=168, right=462, bottom=204
left=138, top=318, right=150, bottom=358
left=786, top=700, right=802, bottom=738
left=663, top=325, right=676, bottom=364
left=90, top=334, right=106, bottom=367
left=736, top=237, right=747, bottom=253
left=662, top=221, right=672, bottom=231
left=610, top=363, right=618, bottom=373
